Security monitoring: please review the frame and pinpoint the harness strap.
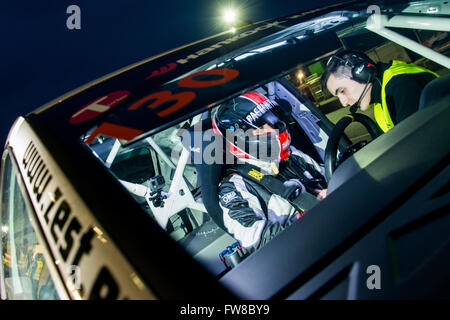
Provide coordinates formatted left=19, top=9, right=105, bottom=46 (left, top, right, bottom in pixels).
left=227, top=163, right=319, bottom=212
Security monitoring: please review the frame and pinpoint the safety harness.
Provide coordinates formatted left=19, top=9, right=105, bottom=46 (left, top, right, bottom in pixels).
left=227, top=163, right=320, bottom=216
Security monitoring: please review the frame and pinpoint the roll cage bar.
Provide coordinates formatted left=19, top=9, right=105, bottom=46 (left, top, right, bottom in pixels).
left=365, top=9, right=450, bottom=68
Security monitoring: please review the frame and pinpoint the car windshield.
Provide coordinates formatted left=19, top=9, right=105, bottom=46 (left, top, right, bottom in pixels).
left=1, top=153, right=60, bottom=300
left=80, top=3, right=449, bottom=285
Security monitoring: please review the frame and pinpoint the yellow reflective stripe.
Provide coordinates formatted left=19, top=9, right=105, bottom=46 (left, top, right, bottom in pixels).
left=33, top=259, right=44, bottom=281
left=373, top=103, right=390, bottom=132
left=376, top=60, right=439, bottom=132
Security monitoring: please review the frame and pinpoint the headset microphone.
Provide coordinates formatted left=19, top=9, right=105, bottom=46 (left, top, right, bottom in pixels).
left=350, top=70, right=373, bottom=114
left=349, top=103, right=358, bottom=114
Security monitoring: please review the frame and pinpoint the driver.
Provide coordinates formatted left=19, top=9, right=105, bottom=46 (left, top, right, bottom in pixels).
left=321, top=50, right=438, bottom=132
left=212, top=91, right=326, bottom=250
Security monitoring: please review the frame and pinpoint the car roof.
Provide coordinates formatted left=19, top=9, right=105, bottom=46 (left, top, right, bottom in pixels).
left=27, top=0, right=434, bottom=146
left=27, top=0, right=377, bottom=144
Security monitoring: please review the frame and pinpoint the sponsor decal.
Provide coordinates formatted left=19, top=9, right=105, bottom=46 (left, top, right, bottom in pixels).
left=145, top=63, right=177, bottom=80
left=142, top=14, right=316, bottom=80
left=221, top=191, right=237, bottom=204
left=241, top=91, right=274, bottom=125
left=21, top=142, right=95, bottom=296
left=70, top=91, right=130, bottom=124
left=13, top=133, right=154, bottom=299
left=248, top=169, right=264, bottom=181
left=140, top=21, right=285, bottom=82
left=245, top=103, right=273, bottom=124
left=175, top=21, right=287, bottom=65
left=355, top=64, right=365, bottom=75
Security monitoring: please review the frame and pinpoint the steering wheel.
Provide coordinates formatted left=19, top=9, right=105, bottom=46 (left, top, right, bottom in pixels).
left=324, top=113, right=383, bottom=182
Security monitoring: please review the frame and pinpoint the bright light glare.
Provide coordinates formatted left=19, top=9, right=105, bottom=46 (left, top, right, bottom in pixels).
left=229, top=27, right=237, bottom=33
left=235, top=52, right=256, bottom=61
left=234, top=41, right=287, bottom=62
left=297, top=71, right=304, bottom=80
left=223, top=9, right=237, bottom=23
left=253, top=41, right=287, bottom=53
left=1, top=225, right=8, bottom=233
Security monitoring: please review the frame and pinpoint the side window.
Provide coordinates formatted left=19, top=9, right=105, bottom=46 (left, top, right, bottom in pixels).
left=86, top=121, right=205, bottom=241
left=286, top=28, right=448, bottom=145
left=149, top=120, right=198, bottom=191
left=142, top=121, right=206, bottom=240
left=1, top=153, right=60, bottom=300
left=110, top=147, right=155, bottom=184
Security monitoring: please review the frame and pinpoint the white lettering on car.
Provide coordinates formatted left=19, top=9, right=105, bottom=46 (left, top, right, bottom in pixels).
left=176, top=21, right=286, bottom=65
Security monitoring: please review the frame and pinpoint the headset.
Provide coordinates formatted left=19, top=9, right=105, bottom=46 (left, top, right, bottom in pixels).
left=327, top=51, right=377, bottom=113
left=327, top=51, right=376, bottom=84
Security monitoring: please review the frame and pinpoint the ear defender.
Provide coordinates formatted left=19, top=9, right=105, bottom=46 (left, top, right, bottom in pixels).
left=328, top=52, right=376, bottom=84
left=351, top=61, right=376, bottom=83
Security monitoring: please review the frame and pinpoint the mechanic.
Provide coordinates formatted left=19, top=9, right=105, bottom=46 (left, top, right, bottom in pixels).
left=212, top=91, right=326, bottom=250
left=321, top=50, right=438, bottom=132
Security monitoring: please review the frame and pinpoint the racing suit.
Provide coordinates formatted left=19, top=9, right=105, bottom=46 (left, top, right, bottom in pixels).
left=218, top=146, right=325, bottom=250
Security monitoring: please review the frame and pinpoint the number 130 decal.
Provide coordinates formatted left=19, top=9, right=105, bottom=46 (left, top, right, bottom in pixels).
left=76, top=68, right=239, bottom=144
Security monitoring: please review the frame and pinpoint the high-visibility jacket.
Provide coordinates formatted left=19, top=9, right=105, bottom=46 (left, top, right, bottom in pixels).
left=373, top=60, right=439, bottom=132
left=26, top=254, right=44, bottom=281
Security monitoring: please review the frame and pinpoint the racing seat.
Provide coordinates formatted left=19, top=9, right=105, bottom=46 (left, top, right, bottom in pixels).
left=418, top=73, right=450, bottom=109
left=182, top=117, right=228, bottom=231
left=179, top=118, right=242, bottom=276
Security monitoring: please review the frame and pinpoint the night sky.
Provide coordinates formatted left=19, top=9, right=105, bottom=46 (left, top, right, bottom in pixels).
left=1, top=0, right=340, bottom=145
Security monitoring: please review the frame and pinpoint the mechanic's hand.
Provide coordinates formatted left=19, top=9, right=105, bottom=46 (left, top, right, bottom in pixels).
left=315, top=188, right=327, bottom=200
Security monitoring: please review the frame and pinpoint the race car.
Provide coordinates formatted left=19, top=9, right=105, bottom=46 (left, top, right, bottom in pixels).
left=1, top=0, right=449, bottom=300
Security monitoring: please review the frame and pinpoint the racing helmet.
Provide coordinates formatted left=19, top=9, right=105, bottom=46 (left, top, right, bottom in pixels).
left=212, top=91, right=291, bottom=162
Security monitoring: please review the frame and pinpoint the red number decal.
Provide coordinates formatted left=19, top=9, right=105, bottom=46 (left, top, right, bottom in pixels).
left=70, top=91, right=130, bottom=124
left=128, top=91, right=196, bottom=117
left=84, top=123, right=143, bottom=144
left=178, top=68, right=239, bottom=88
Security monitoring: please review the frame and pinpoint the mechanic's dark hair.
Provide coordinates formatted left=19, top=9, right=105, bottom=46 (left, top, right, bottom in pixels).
left=321, top=50, right=375, bottom=90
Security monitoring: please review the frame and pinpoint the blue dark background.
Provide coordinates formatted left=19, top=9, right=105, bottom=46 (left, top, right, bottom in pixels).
left=0, top=0, right=339, bottom=146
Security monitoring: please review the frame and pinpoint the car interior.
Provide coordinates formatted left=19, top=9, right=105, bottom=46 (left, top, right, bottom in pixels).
left=87, top=77, right=338, bottom=277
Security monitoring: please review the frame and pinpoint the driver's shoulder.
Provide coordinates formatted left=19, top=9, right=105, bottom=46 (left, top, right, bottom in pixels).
left=219, top=172, right=245, bottom=189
